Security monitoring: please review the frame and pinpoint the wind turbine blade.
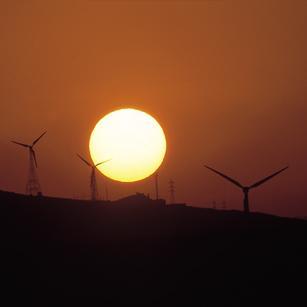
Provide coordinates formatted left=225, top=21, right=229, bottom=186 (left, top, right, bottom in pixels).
left=32, top=149, right=38, bottom=168
left=249, top=166, right=289, bottom=189
left=204, top=165, right=243, bottom=189
left=76, top=154, right=92, bottom=167
left=32, top=131, right=47, bottom=146
left=11, top=141, right=29, bottom=148
left=95, top=159, right=111, bottom=167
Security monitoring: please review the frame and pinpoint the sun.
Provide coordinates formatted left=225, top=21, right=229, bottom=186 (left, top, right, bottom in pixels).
left=89, top=108, right=167, bottom=182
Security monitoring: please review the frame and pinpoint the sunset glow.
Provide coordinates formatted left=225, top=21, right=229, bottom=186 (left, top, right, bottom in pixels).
left=89, top=108, right=167, bottom=182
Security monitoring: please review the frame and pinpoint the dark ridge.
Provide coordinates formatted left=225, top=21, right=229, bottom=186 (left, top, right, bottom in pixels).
left=0, top=190, right=306, bottom=306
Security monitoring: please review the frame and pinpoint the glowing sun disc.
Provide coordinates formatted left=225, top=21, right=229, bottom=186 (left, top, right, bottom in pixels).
left=89, top=108, right=167, bottom=182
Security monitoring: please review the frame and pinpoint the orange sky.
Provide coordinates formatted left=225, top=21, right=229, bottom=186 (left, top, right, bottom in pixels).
left=0, top=0, right=306, bottom=217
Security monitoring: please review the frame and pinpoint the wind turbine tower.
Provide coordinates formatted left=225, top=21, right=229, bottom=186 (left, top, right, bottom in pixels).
left=77, top=154, right=109, bottom=201
left=104, top=178, right=109, bottom=201
left=12, top=131, right=47, bottom=196
left=204, top=165, right=288, bottom=213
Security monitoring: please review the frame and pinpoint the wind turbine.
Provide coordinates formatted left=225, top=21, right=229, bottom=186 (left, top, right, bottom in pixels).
left=11, top=131, right=47, bottom=196
left=204, top=165, right=288, bottom=213
left=77, top=154, right=110, bottom=201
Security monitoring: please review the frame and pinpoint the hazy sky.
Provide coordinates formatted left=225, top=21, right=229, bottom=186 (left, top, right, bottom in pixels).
left=0, top=0, right=306, bottom=217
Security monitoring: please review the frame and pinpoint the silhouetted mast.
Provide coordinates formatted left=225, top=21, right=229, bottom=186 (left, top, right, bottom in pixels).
left=169, top=179, right=175, bottom=204
left=11, top=131, right=47, bottom=196
left=204, top=165, right=288, bottom=213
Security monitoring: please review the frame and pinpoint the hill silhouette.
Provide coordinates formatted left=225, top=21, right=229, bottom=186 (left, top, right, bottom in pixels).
left=0, top=190, right=306, bottom=306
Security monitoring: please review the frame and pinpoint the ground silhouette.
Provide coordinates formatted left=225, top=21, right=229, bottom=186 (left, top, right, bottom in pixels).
left=0, top=190, right=306, bottom=306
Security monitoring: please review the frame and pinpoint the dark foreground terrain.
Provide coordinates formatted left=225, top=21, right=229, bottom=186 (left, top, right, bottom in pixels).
left=0, top=190, right=306, bottom=306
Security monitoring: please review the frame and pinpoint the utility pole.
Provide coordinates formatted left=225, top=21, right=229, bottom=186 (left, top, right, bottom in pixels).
left=155, top=172, right=159, bottom=200
left=212, top=201, right=216, bottom=209
left=169, top=179, right=175, bottom=204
